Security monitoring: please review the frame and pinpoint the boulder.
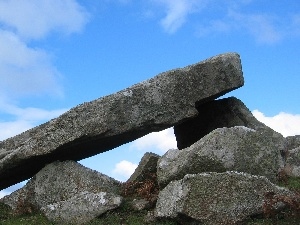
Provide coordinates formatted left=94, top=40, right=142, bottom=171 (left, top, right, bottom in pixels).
left=127, top=152, right=160, bottom=183
left=0, top=52, right=244, bottom=190
left=157, top=126, right=285, bottom=189
left=41, top=191, right=122, bottom=225
left=174, top=96, right=278, bottom=149
left=130, top=198, right=151, bottom=211
left=285, top=135, right=300, bottom=150
left=1, top=160, right=122, bottom=214
left=155, top=172, right=294, bottom=225
left=283, top=146, right=300, bottom=177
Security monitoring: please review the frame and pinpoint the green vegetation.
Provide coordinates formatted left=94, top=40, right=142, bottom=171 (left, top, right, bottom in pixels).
left=283, top=177, right=300, bottom=191
left=0, top=176, right=299, bottom=225
left=0, top=199, right=177, bottom=225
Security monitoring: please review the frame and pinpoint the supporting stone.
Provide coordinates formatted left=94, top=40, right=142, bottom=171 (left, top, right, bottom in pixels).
left=174, top=96, right=276, bottom=149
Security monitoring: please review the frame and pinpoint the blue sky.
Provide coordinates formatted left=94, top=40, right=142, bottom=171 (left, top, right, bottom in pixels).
left=1, top=0, right=300, bottom=197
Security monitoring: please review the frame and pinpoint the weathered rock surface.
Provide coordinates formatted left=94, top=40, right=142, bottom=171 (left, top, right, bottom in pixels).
left=157, top=126, right=284, bottom=188
left=155, top=172, right=293, bottom=225
left=130, top=198, right=151, bottom=211
left=127, top=152, right=160, bottom=183
left=41, top=191, right=122, bottom=225
left=283, top=146, right=300, bottom=177
left=0, top=52, right=244, bottom=190
left=174, top=96, right=279, bottom=149
left=285, top=135, right=300, bottom=150
left=0, top=160, right=122, bottom=214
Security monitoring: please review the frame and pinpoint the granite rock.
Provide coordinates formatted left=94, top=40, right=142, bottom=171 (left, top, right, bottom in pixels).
left=0, top=53, right=244, bottom=190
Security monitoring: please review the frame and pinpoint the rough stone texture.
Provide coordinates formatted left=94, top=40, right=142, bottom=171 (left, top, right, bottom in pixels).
left=174, top=97, right=278, bottom=149
left=283, top=146, right=300, bottom=177
left=0, top=52, right=244, bottom=190
left=155, top=172, right=293, bottom=225
left=127, top=152, right=160, bottom=183
left=0, top=160, right=121, bottom=211
left=285, top=135, right=300, bottom=150
left=131, top=198, right=151, bottom=211
left=41, top=191, right=122, bottom=225
left=157, top=126, right=285, bottom=189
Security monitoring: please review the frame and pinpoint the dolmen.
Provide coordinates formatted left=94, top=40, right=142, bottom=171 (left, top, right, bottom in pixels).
left=3, top=52, right=299, bottom=224
left=0, top=52, right=243, bottom=190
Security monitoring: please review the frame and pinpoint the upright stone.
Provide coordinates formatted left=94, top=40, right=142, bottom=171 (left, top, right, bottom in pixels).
left=285, top=135, right=300, bottom=150
left=127, top=152, right=160, bottom=183
left=0, top=53, right=244, bottom=190
left=174, top=97, right=277, bottom=149
left=283, top=146, right=300, bottom=177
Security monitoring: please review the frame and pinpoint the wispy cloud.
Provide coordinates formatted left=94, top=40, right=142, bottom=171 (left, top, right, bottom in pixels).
left=0, top=0, right=88, bottom=140
left=112, top=160, right=138, bottom=181
left=253, top=110, right=300, bottom=137
left=152, top=0, right=207, bottom=33
left=0, top=0, right=89, bottom=99
left=0, top=100, right=68, bottom=141
left=196, top=9, right=300, bottom=44
left=228, top=10, right=283, bottom=44
left=0, top=31, right=63, bottom=98
left=110, top=128, right=177, bottom=181
left=148, top=0, right=300, bottom=44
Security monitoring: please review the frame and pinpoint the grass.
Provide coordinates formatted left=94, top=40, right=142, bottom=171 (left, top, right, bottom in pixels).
left=0, top=198, right=177, bottom=225
left=283, top=177, right=300, bottom=191
left=0, top=177, right=300, bottom=225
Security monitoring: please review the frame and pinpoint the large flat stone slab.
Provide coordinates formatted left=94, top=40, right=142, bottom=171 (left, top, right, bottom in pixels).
left=0, top=53, right=244, bottom=190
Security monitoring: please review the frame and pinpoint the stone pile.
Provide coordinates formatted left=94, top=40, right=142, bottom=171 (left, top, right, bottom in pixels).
left=1, top=52, right=300, bottom=224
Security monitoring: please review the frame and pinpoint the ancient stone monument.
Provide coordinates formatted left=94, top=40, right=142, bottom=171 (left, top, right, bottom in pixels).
left=0, top=52, right=243, bottom=190
left=1, top=52, right=299, bottom=224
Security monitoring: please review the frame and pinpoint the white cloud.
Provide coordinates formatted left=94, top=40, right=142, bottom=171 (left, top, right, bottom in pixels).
left=0, top=0, right=89, bottom=100
left=0, top=0, right=87, bottom=140
left=0, top=99, right=68, bottom=122
left=0, top=120, right=33, bottom=141
left=0, top=0, right=89, bottom=40
left=0, top=108, right=68, bottom=141
left=0, top=30, right=63, bottom=98
left=252, top=110, right=300, bottom=137
left=152, top=0, right=207, bottom=33
left=129, top=127, right=177, bottom=153
left=0, top=99, right=68, bottom=141
left=191, top=1, right=300, bottom=44
left=228, top=11, right=282, bottom=44
left=112, top=160, right=138, bottom=181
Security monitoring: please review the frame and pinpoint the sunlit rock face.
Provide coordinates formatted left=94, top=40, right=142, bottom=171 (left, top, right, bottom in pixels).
left=155, top=172, right=294, bottom=225
left=0, top=160, right=122, bottom=224
left=157, top=126, right=285, bottom=189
